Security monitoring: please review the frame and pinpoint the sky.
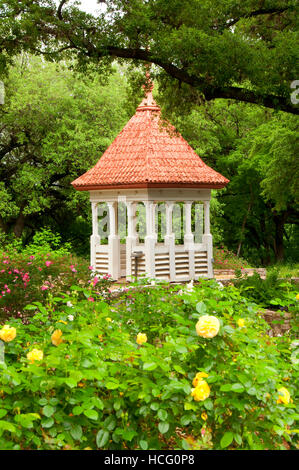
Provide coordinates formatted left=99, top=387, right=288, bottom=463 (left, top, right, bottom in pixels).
left=55, top=0, right=105, bottom=16
left=75, top=0, right=103, bottom=15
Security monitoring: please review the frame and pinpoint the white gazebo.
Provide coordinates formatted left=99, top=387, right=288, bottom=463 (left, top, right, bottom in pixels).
left=72, top=86, right=229, bottom=282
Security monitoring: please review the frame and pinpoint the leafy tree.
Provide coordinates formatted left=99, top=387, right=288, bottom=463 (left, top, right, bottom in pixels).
left=0, top=55, right=129, bottom=251
left=0, top=0, right=298, bottom=114
left=173, top=101, right=298, bottom=264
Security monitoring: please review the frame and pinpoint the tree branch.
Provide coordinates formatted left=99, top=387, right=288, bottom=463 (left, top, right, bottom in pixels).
left=225, top=7, right=292, bottom=29
left=57, top=0, right=68, bottom=21
left=85, top=45, right=298, bottom=114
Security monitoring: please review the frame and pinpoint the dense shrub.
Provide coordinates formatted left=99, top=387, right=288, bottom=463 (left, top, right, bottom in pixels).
left=233, top=270, right=298, bottom=310
left=213, top=247, right=251, bottom=270
left=0, top=280, right=297, bottom=450
left=0, top=251, right=113, bottom=320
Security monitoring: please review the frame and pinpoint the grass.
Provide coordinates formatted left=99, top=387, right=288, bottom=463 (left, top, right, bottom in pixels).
left=267, top=263, right=299, bottom=278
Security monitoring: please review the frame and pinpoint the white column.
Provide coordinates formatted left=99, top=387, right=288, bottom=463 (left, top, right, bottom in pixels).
left=184, top=201, right=195, bottom=279
left=126, top=201, right=138, bottom=279
left=164, top=201, right=176, bottom=282
left=184, top=201, right=194, bottom=247
left=107, top=201, right=120, bottom=280
left=145, top=201, right=156, bottom=278
left=202, top=199, right=213, bottom=278
left=90, top=202, right=100, bottom=270
left=204, top=200, right=211, bottom=235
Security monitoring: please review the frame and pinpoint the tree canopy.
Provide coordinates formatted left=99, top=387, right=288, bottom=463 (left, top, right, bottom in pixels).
left=0, top=0, right=298, bottom=114
left=0, top=55, right=128, bottom=248
left=173, top=99, right=298, bottom=263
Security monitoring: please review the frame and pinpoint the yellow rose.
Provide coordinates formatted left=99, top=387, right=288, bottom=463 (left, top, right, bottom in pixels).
left=136, top=333, right=147, bottom=345
left=192, top=372, right=209, bottom=387
left=0, top=325, right=16, bottom=342
left=296, top=293, right=299, bottom=301
left=196, top=315, right=220, bottom=339
left=51, top=329, right=63, bottom=346
left=237, top=318, right=245, bottom=328
left=27, top=348, right=43, bottom=364
left=277, top=387, right=291, bottom=405
left=201, top=412, right=208, bottom=421
left=191, top=380, right=210, bottom=401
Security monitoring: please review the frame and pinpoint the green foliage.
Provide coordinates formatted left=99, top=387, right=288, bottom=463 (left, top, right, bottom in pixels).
left=0, top=277, right=297, bottom=450
left=23, top=228, right=71, bottom=256
left=0, top=1, right=298, bottom=113
left=233, top=270, right=298, bottom=310
left=0, top=55, right=129, bottom=252
left=174, top=100, right=299, bottom=265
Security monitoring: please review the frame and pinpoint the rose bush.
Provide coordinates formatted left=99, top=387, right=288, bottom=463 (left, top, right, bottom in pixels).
left=0, top=251, right=113, bottom=319
left=0, top=278, right=297, bottom=450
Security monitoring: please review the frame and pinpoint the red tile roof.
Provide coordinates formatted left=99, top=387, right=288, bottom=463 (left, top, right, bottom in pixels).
left=71, top=91, right=229, bottom=190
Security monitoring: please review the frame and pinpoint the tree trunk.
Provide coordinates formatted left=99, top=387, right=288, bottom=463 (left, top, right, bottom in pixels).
left=237, top=198, right=253, bottom=257
left=0, top=216, right=8, bottom=234
left=13, top=212, right=25, bottom=238
left=273, top=213, right=287, bottom=262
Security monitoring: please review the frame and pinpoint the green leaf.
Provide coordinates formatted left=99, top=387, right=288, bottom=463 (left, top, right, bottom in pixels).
left=196, top=302, right=207, bottom=314
left=0, top=409, right=8, bottom=419
left=220, top=431, right=234, bottom=448
left=41, top=417, right=54, bottom=429
left=24, top=304, right=38, bottom=311
left=231, top=383, right=245, bottom=393
left=122, top=429, right=137, bottom=441
left=96, top=429, right=109, bottom=448
left=0, top=420, right=16, bottom=433
left=174, top=364, right=186, bottom=375
left=106, top=381, right=119, bottom=390
left=176, top=345, right=188, bottom=354
left=180, top=415, right=191, bottom=426
left=14, top=413, right=40, bottom=429
left=72, top=406, right=83, bottom=416
left=184, top=402, right=197, bottom=411
left=70, top=424, right=83, bottom=441
left=150, top=402, right=159, bottom=411
left=220, top=384, right=232, bottom=392
left=158, top=422, right=169, bottom=434
left=42, top=405, right=55, bottom=418
left=157, top=409, right=168, bottom=421
left=65, top=378, right=77, bottom=388
left=103, top=415, right=116, bottom=431
left=234, top=433, right=242, bottom=446
left=143, top=362, right=157, bottom=371
left=38, top=398, right=48, bottom=406
left=182, top=439, right=190, bottom=450
left=113, top=399, right=121, bottom=411
left=139, top=440, right=148, bottom=450
left=203, top=399, right=213, bottom=410
left=84, top=409, right=98, bottom=420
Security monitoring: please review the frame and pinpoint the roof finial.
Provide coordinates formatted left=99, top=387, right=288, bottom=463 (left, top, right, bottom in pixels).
left=143, top=62, right=154, bottom=94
